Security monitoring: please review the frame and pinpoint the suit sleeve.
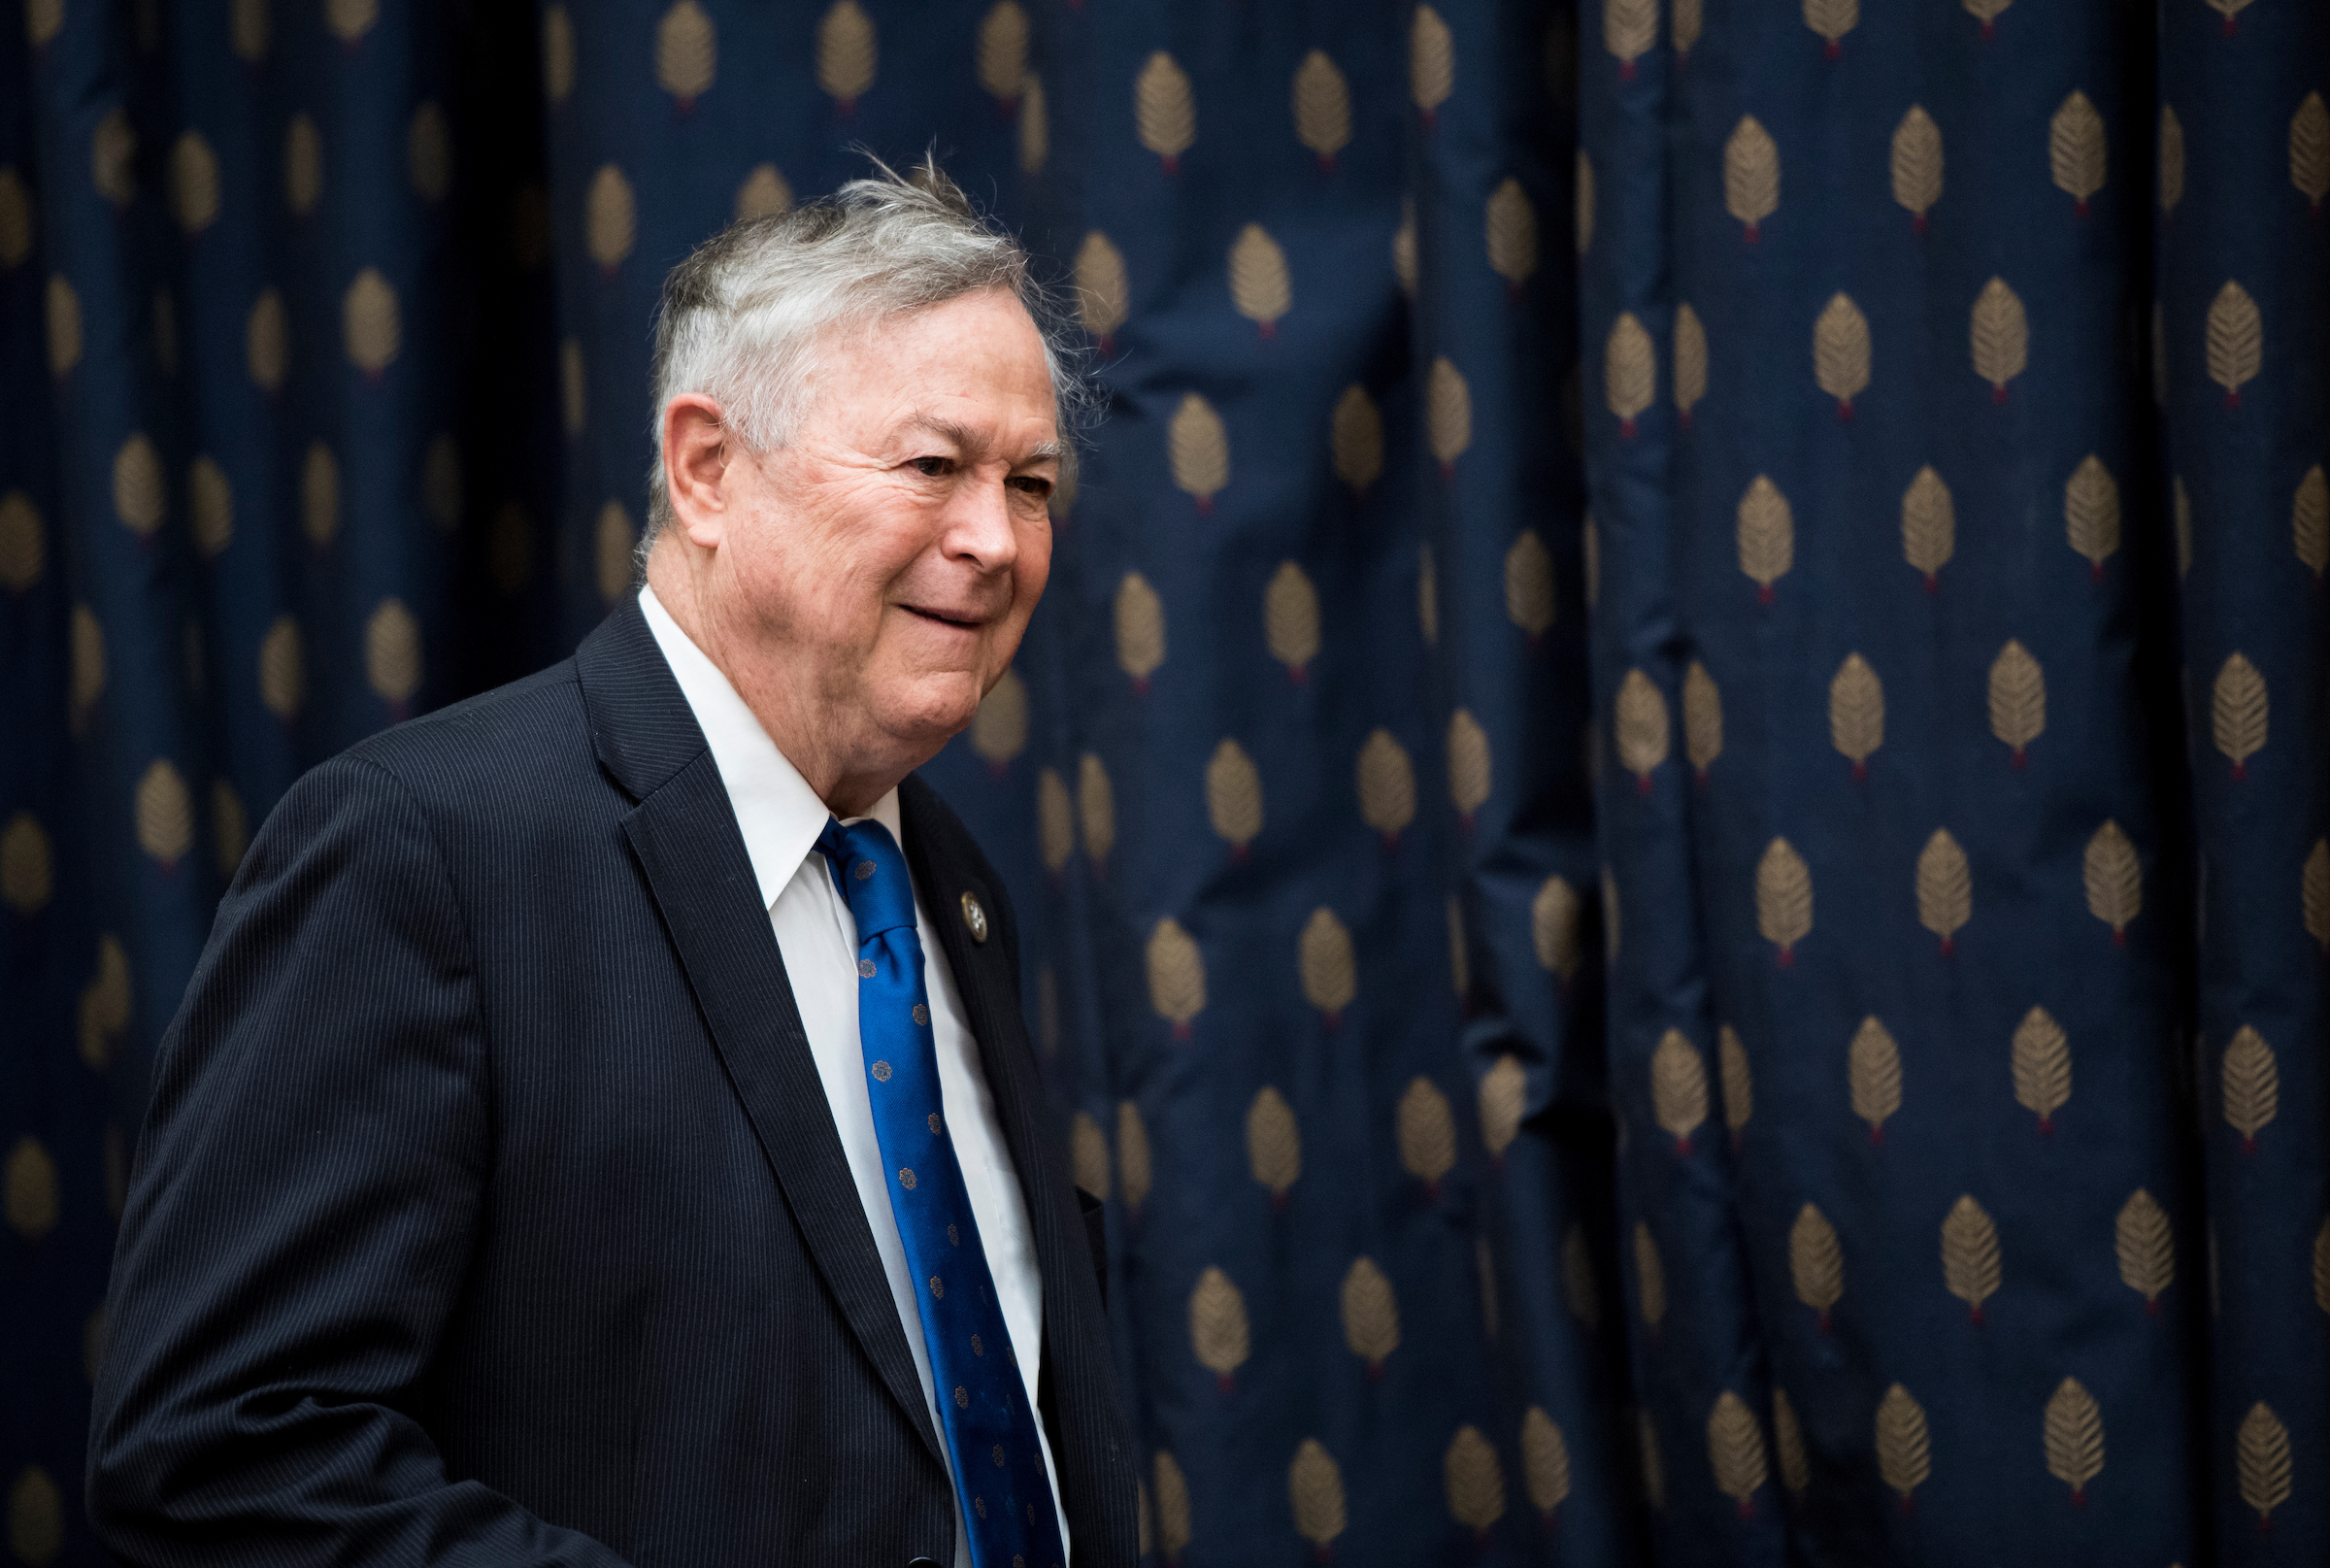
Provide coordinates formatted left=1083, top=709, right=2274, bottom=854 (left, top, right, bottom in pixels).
left=85, top=753, right=636, bottom=1568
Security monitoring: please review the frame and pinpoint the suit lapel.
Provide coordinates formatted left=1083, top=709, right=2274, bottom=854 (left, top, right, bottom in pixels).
left=580, top=603, right=943, bottom=1467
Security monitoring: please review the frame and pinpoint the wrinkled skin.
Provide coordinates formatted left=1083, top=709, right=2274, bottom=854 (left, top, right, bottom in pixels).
left=648, top=286, right=1059, bottom=817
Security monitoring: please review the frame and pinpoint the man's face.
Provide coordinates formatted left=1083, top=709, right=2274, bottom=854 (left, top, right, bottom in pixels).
left=709, top=287, right=1058, bottom=764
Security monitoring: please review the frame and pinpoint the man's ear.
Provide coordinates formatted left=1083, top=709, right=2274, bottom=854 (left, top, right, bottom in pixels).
left=662, top=394, right=732, bottom=548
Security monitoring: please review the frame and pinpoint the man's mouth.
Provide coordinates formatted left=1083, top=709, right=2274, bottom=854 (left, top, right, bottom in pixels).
left=903, top=605, right=984, bottom=629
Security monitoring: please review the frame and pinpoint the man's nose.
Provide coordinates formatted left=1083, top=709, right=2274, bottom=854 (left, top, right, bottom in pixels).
left=939, top=467, right=1019, bottom=573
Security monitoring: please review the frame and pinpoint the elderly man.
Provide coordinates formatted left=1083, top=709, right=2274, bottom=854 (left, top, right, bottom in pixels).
left=88, top=162, right=1135, bottom=1568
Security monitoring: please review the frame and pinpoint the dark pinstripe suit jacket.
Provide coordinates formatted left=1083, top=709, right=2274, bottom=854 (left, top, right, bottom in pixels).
left=86, top=598, right=1138, bottom=1568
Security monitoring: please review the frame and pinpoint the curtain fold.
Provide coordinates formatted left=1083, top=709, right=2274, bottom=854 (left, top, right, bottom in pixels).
left=2, top=2, right=2322, bottom=1565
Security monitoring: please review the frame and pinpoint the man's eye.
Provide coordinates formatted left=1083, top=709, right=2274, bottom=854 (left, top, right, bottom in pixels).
left=1008, top=476, right=1051, bottom=498
left=911, top=456, right=949, bottom=477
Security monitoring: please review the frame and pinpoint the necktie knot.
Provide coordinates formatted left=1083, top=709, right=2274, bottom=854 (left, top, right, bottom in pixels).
left=817, top=817, right=917, bottom=939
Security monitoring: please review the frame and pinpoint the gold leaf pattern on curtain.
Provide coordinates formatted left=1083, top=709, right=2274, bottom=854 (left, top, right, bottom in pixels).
left=2064, top=455, right=2120, bottom=577
left=816, top=1, right=877, bottom=112
left=284, top=114, right=322, bottom=216
left=1891, top=105, right=1942, bottom=232
left=1116, top=1101, right=1150, bottom=1213
left=1485, top=179, right=1537, bottom=292
left=2043, top=1379, right=2104, bottom=1501
left=2083, top=820, right=2141, bottom=941
left=974, top=1, right=1027, bottom=106
left=1531, top=875, right=1581, bottom=981
left=1070, top=1111, right=1110, bottom=1200
left=1901, top=465, right=1954, bottom=587
left=595, top=502, right=635, bottom=604
left=1505, top=531, right=1554, bottom=639
left=2220, top=1026, right=2278, bottom=1153
left=1444, top=1426, right=1506, bottom=1535
left=188, top=457, right=232, bottom=557
left=1756, top=838, right=1812, bottom=963
left=1736, top=475, right=1793, bottom=601
left=1971, top=277, right=2028, bottom=400
left=2201, top=0, right=2253, bottom=37
left=968, top=667, right=1026, bottom=768
left=1331, top=384, right=1382, bottom=496
left=1717, top=1025, right=1750, bottom=1144
left=1672, top=0, right=1701, bottom=56
left=1963, top=0, right=2010, bottom=35
left=1427, top=357, right=1473, bottom=472
left=1707, top=1392, right=1766, bottom=1517
left=1446, top=894, right=1469, bottom=997
left=2174, top=473, right=2192, bottom=575
left=1828, top=653, right=1882, bottom=778
left=1602, top=866, right=1620, bottom=962
left=1561, top=1224, right=1599, bottom=1327
left=1674, top=302, right=1706, bottom=424
left=1153, top=1452, right=1191, bottom=1559
left=1409, top=7, right=1454, bottom=124
left=0, top=170, right=32, bottom=268
left=1520, top=1408, right=1570, bottom=1521
left=1812, top=293, right=1870, bottom=417
left=169, top=131, right=220, bottom=236
left=1263, top=561, right=1318, bottom=680
left=585, top=165, right=636, bottom=271
left=1940, top=1195, right=2000, bottom=1321
left=1649, top=1029, right=1706, bottom=1153
left=92, top=108, right=137, bottom=208
left=1397, top=1078, right=1457, bottom=1193
left=0, top=815, right=52, bottom=916
left=2235, top=1404, right=2290, bottom=1525
left=1614, top=668, right=1669, bottom=790
left=1035, top=769, right=1072, bottom=873
left=1073, top=231, right=1128, bottom=349
left=1447, top=708, right=1491, bottom=826
left=1988, top=640, right=2045, bottom=765
left=1227, top=224, right=1291, bottom=336
left=229, top=0, right=268, bottom=61
left=1633, top=1223, right=1666, bottom=1330
left=1681, top=661, right=1720, bottom=781
left=134, top=760, right=194, bottom=869
left=257, top=617, right=304, bottom=721
left=1340, top=1256, right=1399, bottom=1372
left=1604, top=0, right=1656, bottom=79
left=67, top=607, right=103, bottom=733
left=1356, top=730, right=1415, bottom=848
left=1297, top=909, right=1355, bottom=1024
left=656, top=0, right=716, bottom=108
left=301, top=442, right=339, bottom=546
left=1289, top=1440, right=1347, bottom=1549
left=2115, top=1188, right=2174, bottom=1308
left=2047, top=90, right=2106, bottom=215
left=1479, top=1054, right=1525, bottom=1159
left=324, top=0, right=378, bottom=44
left=1204, top=740, right=1262, bottom=856
left=366, top=599, right=421, bottom=707
left=2294, top=465, right=2327, bottom=578
left=1773, top=1388, right=1808, bottom=1493
left=689, top=135, right=787, bottom=207
left=1604, top=313, right=1654, bottom=436
left=1581, top=514, right=1599, bottom=610
left=541, top=6, right=575, bottom=103
left=1802, top=0, right=1856, bottom=54
left=2013, top=1006, right=2071, bottom=1132
left=1849, top=1016, right=1903, bottom=1141
left=1017, top=73, right=1046, bottom=174
left=1789, top=1204, right=1843, bottom=1328
left=5, top=1140, right=60, bottom=1240
left=2206, top=281, right=2263, bottom=408
left=113, top=434, right=164, bottom=538
left=0, top=493, right=43, bottom=590
left=2211, top=651, right=2267, bottom=778
left=78, top=935, right=132, bottom=1070
left=1915, top=830, right=1970, bottom=954
left=1188, top=1266, right=1249, bottom=1387
left=2305, top=839, right=2330, bottom=953
left=2294, top=93, right=2330, bottom=213
left=1395, top=196, right=1419, bottom=293
left=1167, top=393, right=1228, bottom=510
left=1146, top=917, right=1206, bottom=1036
left=344, top=268, right=400, bottom=376
left=1723, top=117, right=1780, bottom=241
left=1875, top=1385, right=1931, bottom=1504
left=1246, top=1086, right=1300, bottom=1203
left=1291, top=51, right=1351, bottom=170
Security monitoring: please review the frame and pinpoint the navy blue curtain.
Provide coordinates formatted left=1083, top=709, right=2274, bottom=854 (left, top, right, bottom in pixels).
left=3, top=2, right=2322, bottom=1564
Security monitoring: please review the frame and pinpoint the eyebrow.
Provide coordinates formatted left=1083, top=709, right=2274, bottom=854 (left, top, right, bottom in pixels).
left=901, top=414, right=1061, bottom=466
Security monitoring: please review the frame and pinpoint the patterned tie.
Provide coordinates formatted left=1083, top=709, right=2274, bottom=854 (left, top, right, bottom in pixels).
left=816, top=817, right=1066, bottom=1568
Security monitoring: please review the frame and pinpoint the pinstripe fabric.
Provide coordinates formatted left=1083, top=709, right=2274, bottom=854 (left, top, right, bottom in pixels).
left=86, top=597, right=1137, bottom=1567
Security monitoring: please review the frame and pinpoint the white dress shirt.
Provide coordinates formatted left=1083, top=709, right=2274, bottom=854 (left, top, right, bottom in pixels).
left=639, top=586, right=1066, bottom=1565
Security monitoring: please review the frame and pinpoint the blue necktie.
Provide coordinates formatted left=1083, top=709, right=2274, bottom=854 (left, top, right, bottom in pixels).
left=816, top=817, right=1066, bottom=1568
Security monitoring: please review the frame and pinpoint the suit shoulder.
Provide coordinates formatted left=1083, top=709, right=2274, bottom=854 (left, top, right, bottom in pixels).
left=335, top=658, right=597, bottom=820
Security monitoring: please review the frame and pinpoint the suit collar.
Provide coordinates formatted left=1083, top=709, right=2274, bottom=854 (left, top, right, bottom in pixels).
left=574, top=591, right=709, bottom=802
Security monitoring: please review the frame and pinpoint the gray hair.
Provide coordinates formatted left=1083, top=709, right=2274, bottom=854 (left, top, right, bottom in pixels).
left=636, top=155, right=1086, bottom=570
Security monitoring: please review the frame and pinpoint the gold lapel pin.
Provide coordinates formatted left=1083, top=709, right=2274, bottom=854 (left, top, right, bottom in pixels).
left=960, top=891, right=989, bottom=944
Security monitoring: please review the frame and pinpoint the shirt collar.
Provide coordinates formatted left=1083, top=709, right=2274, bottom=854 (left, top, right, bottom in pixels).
left=638, top=584, right=903, bottom=911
